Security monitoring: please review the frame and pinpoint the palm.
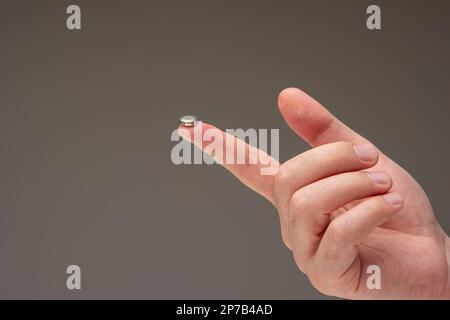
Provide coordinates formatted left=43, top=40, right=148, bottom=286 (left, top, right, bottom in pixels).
left=348, top=153, right=448, bottom=298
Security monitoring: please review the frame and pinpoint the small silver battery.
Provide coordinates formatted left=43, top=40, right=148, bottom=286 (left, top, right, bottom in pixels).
left=179, top=115, right=197, bottom=127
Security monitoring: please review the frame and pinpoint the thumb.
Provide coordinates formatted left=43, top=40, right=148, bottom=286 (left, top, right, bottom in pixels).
left=278, top=88, right=368, bottom=147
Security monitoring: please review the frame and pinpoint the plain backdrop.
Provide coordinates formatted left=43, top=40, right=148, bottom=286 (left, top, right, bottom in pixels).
left=1, top=0, right=449, bottom=299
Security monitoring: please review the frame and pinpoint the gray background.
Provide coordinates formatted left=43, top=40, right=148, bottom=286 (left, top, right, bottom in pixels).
left=1, top=0, right=449, bottom=299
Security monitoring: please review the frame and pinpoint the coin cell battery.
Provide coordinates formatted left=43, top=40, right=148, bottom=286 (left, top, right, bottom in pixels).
left=180, top=115, right=197, bottom=127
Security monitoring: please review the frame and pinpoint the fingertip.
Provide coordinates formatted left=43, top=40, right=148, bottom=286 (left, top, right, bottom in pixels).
left=278, top=87, right=306, bottom=110
left=366, top=171, right=392, bottom=187
left=277, top=88, right=369, bottom=147
left=178, top=125, right=193, bottom=141
left=177, top=121, right=226, bottom=153
left=278, top=87, right=297, bottom=103
left=178, top=121, right=217, bottom=138
left=383, top=192, right=403, bottom=207
left=353, top=143, right=379, bottom=165
left=277, top=88, right=340, bottom=146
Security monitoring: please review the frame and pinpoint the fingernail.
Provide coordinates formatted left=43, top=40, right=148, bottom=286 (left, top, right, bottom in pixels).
left=367, top=172, right=390, bottom=185
left=384, top=192, right=403, bottom=205
left=353, top=144, right=378, bottom=162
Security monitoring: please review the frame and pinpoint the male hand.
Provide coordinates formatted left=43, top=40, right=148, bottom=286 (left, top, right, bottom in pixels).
left=178, top=88, right=450, bottom=299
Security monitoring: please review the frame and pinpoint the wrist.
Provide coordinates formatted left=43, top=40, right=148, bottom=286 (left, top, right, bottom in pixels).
left=446, top=235, right=450, bottom=298
left=441, top=233, right=450, bottom=299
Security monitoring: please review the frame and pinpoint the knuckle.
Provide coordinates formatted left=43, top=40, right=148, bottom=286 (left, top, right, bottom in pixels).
left=319, top=141, right=354, bottom=166
left=274, top=164, right=290, bottom=191
left=292, top=249, right=308, bottom=273
left=280, top=226, right=293, bottom=251
left=288, top=190, right=309, bottom=218
left=370, top=195, right=402, bottom=215
left=332, top=141, right=354, bottom=155
left=364, top=171, right=392, bottom=187
left=334, top=140, right=354, bottom=150
left=366, top=196, right=387, bottom=212
left=360, top=172, right=380, bottom=189
left=282, top=236, right=293, bottom=251
left=326, top=220, right=346, bottom=242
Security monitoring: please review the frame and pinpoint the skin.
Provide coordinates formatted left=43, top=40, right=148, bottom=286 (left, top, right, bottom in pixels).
left=178, top=87, right=450, bottom=299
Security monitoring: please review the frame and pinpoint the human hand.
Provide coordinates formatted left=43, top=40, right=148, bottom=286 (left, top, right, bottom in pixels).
left=178, top=88, right=450, bottom=299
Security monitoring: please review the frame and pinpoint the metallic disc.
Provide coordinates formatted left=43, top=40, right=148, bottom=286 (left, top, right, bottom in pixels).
left=179, top=115, right=197, bottom=127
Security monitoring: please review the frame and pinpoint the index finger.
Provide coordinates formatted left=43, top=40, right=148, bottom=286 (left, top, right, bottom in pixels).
left=177, top=121, right=279, bottom=205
